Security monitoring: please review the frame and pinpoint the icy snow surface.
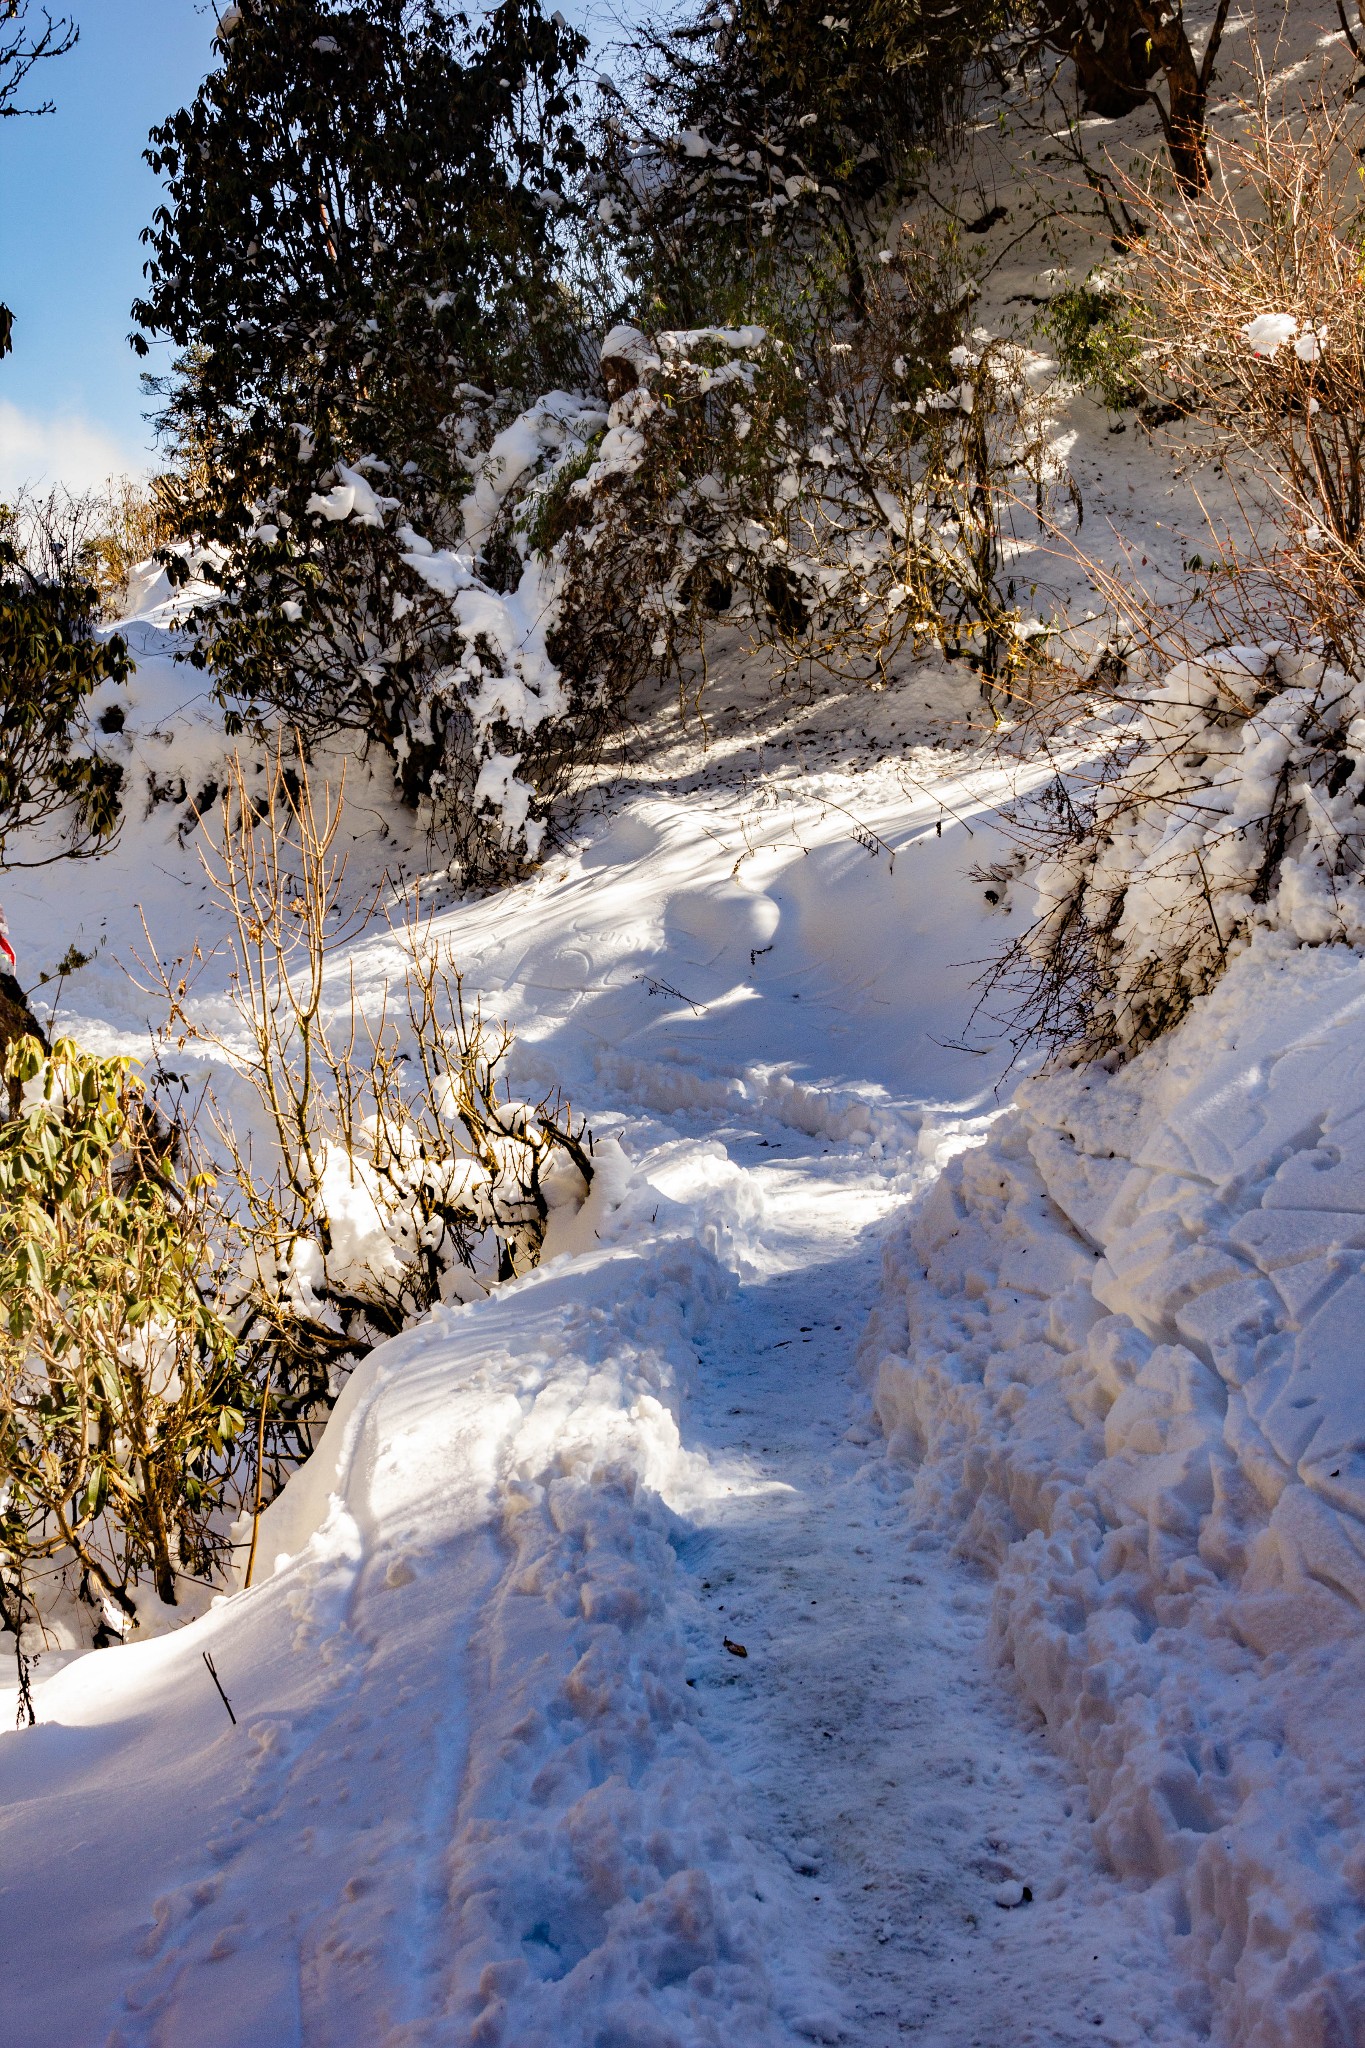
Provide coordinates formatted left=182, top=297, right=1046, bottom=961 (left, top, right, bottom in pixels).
left=0, top=627, right=1194, bottom=2045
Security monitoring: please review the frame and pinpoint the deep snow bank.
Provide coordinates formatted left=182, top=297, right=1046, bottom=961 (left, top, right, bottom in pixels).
left=0, top=1131, right=842, bottom=2047
left=868, top=934, right=1365, bottom=2047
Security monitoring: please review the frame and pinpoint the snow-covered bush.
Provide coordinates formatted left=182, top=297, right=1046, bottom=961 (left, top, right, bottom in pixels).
left=5, top=479, right=173, bottom=619
left=1004, top=643, right=1365, bottom=1056
left=134, top=0, right=593, bottom=882
left=537, top=233, right=1075, bottom=700
left=539, top=321, right=799, bottom=702
left=0, top=1035, right=248, bottom=1717
left=391, top=387, right=609, bottom=861
left=985, top=88, right=1365, bottom=1061
left=171, top=402, right=610, bottom=879
left=0, top=750, right=599, bottom=1687
left=149, top=749, right=595, bottom=1489
left=1038, top=277, right=1141, bottom=412
left=206, top=239, right=1072, bottom=828
left=83, top=479, right=175, bottom=620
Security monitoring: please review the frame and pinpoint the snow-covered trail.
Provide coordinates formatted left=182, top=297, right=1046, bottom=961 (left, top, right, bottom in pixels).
left=0, top=1145, right=1185, bottom=2048
left=0, top=637, right=1191, bottom=2044
left=654, top=1136, right=1191, bottom=2048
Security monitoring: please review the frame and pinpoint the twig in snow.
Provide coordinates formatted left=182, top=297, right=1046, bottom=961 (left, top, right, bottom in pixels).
left=897, top=767, right=976, bottom=837
left=811, top=790, right=898, bottom=870
left=202, top=1650, right=237, bottom=1726
left=635, top=972, right=705, bottom=1014
left=243, top=1365, right=276, bottom=1591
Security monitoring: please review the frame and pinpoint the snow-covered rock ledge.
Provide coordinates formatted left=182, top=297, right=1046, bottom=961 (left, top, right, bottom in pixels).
left=866, top=935, right=1365, bottom=2048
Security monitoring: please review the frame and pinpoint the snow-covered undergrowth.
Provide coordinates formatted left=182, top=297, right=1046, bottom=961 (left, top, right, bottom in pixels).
left=1, top=1147, right=835, bottom=2047
left=870, top=934, right=1365, bottom=2047
left=0, top=589, right=606, bottom=1664
left=1028, top=643, right=1365, bottom=1054
left=554, top=308, right=1072, bottom=694
left=1, top=605, right=1192, bottom=2042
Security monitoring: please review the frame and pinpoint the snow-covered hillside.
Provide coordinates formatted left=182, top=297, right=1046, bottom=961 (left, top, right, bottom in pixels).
left=15, top=592, right=1365, bottom=2044
left=871, top=937, right=1365, bottom=2047
left=0, top=613, right=1197, bottom=2047
left=10, top=8, right=1365, bottom=2044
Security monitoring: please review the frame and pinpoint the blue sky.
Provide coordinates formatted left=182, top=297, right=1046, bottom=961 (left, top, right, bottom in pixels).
left=1, top=0, right=613, bottom=497
left=1, top=2, right=224, bottom=494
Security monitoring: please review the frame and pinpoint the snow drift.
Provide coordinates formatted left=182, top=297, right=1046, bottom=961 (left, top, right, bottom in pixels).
left=870, top=933, right=1365, bottom=2047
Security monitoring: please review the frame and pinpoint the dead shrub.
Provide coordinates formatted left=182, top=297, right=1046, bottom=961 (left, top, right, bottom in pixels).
left=1117, top=81, right=1365, bottom=670
left=5, top=478, right=175, bottom=618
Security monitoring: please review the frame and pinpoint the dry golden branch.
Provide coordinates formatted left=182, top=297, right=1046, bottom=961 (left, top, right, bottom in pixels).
left=1112, top=77, right=1365, bottom=670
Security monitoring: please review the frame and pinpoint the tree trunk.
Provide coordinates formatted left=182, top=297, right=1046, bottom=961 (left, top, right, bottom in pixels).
left=1158, top=27, right=1210, bottom=193
left=140, top=1460, right=179, bottom=1609
left=1056, top=0, right=1159, bottom=119
left=1042, top=2, right=1229, bottom=196
left=0, top=972, right=48, bottom=1115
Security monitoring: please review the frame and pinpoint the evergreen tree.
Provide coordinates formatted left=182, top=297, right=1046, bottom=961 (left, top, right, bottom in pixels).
left=599, top=0, right=1008, bottom=328
left=0, top=520, right=130, bottom=865
left=134, top=0, right=590, bottom=864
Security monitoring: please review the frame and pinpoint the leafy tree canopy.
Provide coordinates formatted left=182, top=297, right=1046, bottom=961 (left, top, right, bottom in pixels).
left=129, top=0, right=596, bottom=862
left=602, top=0, right=1008, bottom=325
left=134, top=0, right=591, bottom=521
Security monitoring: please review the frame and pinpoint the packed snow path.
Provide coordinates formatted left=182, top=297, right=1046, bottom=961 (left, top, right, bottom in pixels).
left=0, top=645, right=1188, bottom=2044
left=656, top=1160, right=1191, bottom=2047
